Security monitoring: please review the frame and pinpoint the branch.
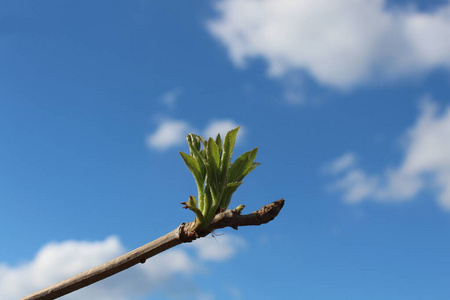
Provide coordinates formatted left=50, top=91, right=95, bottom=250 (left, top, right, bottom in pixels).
left=21, top=199, right=285, bottom=300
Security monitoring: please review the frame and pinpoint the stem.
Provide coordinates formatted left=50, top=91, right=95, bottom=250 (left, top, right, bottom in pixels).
left=20, top=199, right=285, bottom=300
left=21, top=228, right=182, bottom=300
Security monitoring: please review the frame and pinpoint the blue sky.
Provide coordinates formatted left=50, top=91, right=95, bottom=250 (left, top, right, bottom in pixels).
left=1, top=0, right=450, bottom=299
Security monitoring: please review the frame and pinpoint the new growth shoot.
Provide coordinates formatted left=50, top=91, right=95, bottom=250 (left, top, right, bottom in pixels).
left=179, top=127, right=259, bottom=232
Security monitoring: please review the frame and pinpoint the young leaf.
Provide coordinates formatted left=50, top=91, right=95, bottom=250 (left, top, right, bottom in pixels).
left=202, top=184, right=213, bottom=225
left=181, top=126, right=259, bottom=231
left=179, top=152, right=203, bottom=187
left=215, top=133, right=222, bottom=153
left=187, top=134, right=202, bottom=155
left=220, top=181, right=243, bottom=210
left=205, top=138, right=220, bottom=193
left=207, top=137, right=220, bottom=171
left=187, top=140, right=207, bottom=180
left=220, top=127, right=239, bottom=185
left=181, top=196, right=205, bottom=231
left=243, top=162, right=260, bottom=178
left=228, top=147, right=258, bottom=183
left=189, top=195, right=197, bottom=207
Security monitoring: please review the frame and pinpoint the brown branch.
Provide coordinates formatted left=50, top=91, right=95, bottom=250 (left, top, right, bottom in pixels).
left=21, top=199, right=285, bottom=300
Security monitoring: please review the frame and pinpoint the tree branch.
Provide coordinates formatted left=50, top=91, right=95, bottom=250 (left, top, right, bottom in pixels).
left=21, top=199, right=285, bottom=300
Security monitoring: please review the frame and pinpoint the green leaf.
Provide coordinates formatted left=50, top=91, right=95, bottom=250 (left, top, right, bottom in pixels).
left=202, top=184, right=213, bottom=224
left=207, top=137, right=220, bottom=170
left=215, top=133, right=222, bottom=153
left=220, top=127, right=239, bottom=184
left=205, top=138, right=220, bottom=193
left=201, top=136, right=208, bottom=148
left=187, top=134, right=208, bottom=174
left=243, top=162, right=260, bottom=178
left=220, top=181, right=243, bottom=210
left=187, top=140, right=207, bottom=180
left=179, top=152, right=203, bottom=186
left=180, top=151, right=206, bottom=213
left=181, top=196, right=205, bottom=231
left=228, top=147, right=258, bottom=183
left=208, top=186, right=221, bottom=219
left=187, top=134, right=201, bottom=155
left=181, top=126, right=259, bottom=231
left=189, top=195, right=197, bottom=207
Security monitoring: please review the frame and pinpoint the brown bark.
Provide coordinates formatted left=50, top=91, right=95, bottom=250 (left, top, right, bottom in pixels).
left=21, top=199, right=284, bottom=300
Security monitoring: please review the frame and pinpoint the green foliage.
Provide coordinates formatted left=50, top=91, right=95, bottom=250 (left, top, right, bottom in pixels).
left=180, top=127, right=259, bottom=231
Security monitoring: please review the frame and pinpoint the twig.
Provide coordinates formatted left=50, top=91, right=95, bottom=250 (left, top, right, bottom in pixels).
left=21, top=199, right=285, bottom=300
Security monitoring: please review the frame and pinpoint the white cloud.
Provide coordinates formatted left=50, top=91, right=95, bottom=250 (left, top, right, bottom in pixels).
left=208, top=0, right=450, bottom=89
left=326, top=98, right=450, bottom=211
left=147, top=119, right=244, bottom=151
left=224, top=285, right=243, bottom=300
left=282, top=74, right=307, bottom=105
left=203, top=119, right=243, bottom=140
left=0, top=236, right=127, bottom=300
left=324, top=152, right=357, bottom=175
left=1, top=234, right=246, bottom=300
left=330, top=168, right=379, bottom=203
left=189, top=234, right=246, bottom=261
left=161, top=88, right=183, bottom=109
left=146, top=119, right=191, bottom=150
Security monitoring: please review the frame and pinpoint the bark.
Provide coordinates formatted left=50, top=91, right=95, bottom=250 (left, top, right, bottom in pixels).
left=21, top=199, right=285, bottom=300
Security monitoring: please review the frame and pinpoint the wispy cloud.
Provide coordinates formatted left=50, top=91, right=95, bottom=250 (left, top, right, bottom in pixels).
left=328, top=163, right=380, bottom=204
left=323, top=152, right=357, bottom=175
left=146, top=119, right=192, bottom=151
left=161, top=87, right=183, bottom=109
left=208, top=0, right=450, bottom=89
left=282, top=74, right=307, bottom=105
left=0, top=236, right=125, bottom=300
left=325, top=98, right=450, bottom=210
left=203, top=119, right=244, bottom=141
left=188, top=234, right=246, bottom=261
left=0, top=235, right=246, bottom=300
left=147, top=119, right=244, bottom=151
